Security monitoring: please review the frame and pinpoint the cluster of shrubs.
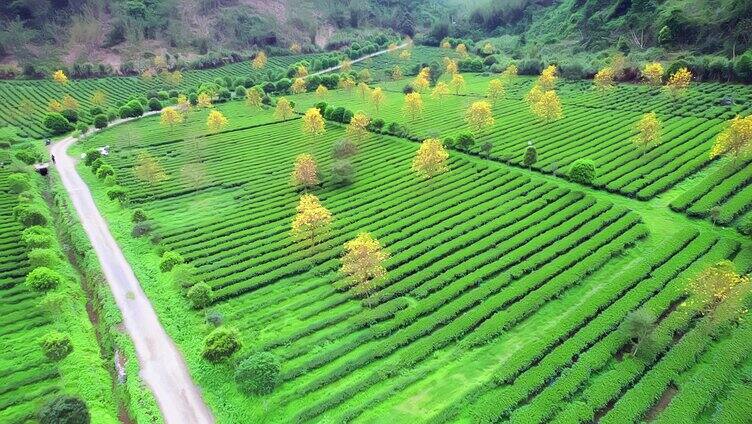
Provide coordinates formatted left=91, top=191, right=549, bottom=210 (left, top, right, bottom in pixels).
left=83, top=149, right=127, bottom=204
left=9, top=170, right=81, bottom=368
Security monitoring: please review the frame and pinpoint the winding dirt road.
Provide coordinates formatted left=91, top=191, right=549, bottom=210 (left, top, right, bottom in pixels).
left=50, top=117, right=214, bottom=424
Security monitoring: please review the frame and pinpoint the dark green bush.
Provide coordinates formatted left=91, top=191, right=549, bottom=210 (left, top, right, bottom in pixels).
left=234, top=352, right=281, bottom=395
left=61, top=109, right=78, bottom=123
left=38, top=395, right=90, bottom=424
left=39, top=331, right=73, bottom=361
left=93, top=114, right=108, bottom=129
left=43, top=113, right=73, bottom=135
left=187, top=282, right=213, bottom=309
left=148, top=98, right=162, bottom=111
left=568, top=158, right=596, bottom=184
left=201, top=326, right=241, bottom=362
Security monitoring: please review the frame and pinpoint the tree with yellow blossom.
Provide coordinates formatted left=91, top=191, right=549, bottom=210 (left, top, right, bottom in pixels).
left=412, top=138, right=449, bottom=182
left=357, top=82, right=371, bottom=102
left=486, top=79, right=505, bottom=105
left=295, top=65, right=308, bottom=79
left=538, top=65, right=558, bottom=91
left=274, top=98, right=294, bottom=120
left=530, top=90, right=563, bottom=123
left=594, top=67, right=616, bottom=92
left=206, top=110, right=228, bottom=133
left=52, top=70, right=68, bottom=85
left=633, top=112, right=662, bottom=153
left=291, top=78, right=307, bottom=94
left=685, top=261, right=751, bottom=326
left=316, top=85, right=329, bottom=98
left=642, top=62, right=664, bottom=86
left=449, top=73, right=465, bottom=95
left=413, top=74, right=429, bottom=93
left=340, top=59, right=352, bottom=72
left=466, top=101, right=495, bottom=136
left=302, top=108, right=326, bottom=142
left=399, top=49, right=411, bottom=60
left=340, top=232, right=389, bottom=302
left=440, top=39, right=451, bottom=49
left=197, top=92, right=212, bottom=108
left=291, top=194, right=332, bottom=251
left=665, top=67, right=692, bottom=98
left=501, top=64, right=518, bottom=80
left=456, top=43, right=468, bottom=58
left=245, top=88, right=263, bottom=109
left=431, top=81, right=450, bottom=100
left=346, top=112, right=370, bottom=144
left=252, top=51, right=267, bottom=70
left=710, top=115, right=752, bottom=163
left=403, top=92, right=424, bottom=122
left=91, top=90, right=107, bottom=107
left=62, top=94, right=79, bottom=111
left=371, top=87, right=385, bottom=114
left=392, top=65, right=403, bottom=81
left=291, top=154, right=319, bottom=190
left=444, top=58, right=459, bottom=75
left=290, top=43, right=302, bottom=54
left=160, top=107, right=183, bottom=132
left=339, top=76, right=356, bottom=93
left=48, top=99, right=63, bottom=113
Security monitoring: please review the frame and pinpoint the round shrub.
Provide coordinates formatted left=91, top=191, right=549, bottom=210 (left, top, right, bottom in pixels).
left=93, top=114, right=108, bottom=129
left=217, top=88, right=231, bottom=102
left=14, top=203, right=48, bottom=227
left=90, top=158, right=104, bottom=173
left=126, top=100, right=144, bottom=117
left=43, top=113, right=73, bottom=135
left=234, top=86, right=246, bottom=98
left=369, top=118, right=385, bottom=131
left=118, top=105, right=131, bottom=119
left=26, top=267, right=63, bottom=291
left=201, top=326, right=241, bottom=362
left=188, top=93, right=198, bottom=106
left=39, top=331, right=73, bottom=361
left=332, top=139, right=358, bottom=159
left=234, top=352, right=281, bottom=396
left=206, top=310, right=223, bottom=327
left=157, top=90, right=169, bottom=100
left=568, top=158, right=596, bottom=184
left=8, top=173, right=31, bottom=194
left=456, top=132, right=475, bottom=151
left=84, top=149, right=102, bottom=166
left=331, top=160, right=355, bottom=186
left=89, top=106, right=103, bottom=117
left=29, top=249, right=59, bottom=269
left=132, top=208, right=148, bottom=223
left=103, top=175, right=116, bottom=186
left=187, top=282, right=213, bottom=309
left=96, top=164, right=114, bottom=180
left=131, top=220, right=153, bottom=238
left=148, top=98, right=162, bottom=111
left=61, top=109, right=78, bottom=123
left=170, top=264, right=197, bottom=288
left=159, top=251, right=184, bottom=272
left=38, top=395, right=90, bottom=424
left=75, top=122, right=88, bottom=133
left=21, top=226, right=54, bottom=249
left=106, top=186, right=128, bottom=203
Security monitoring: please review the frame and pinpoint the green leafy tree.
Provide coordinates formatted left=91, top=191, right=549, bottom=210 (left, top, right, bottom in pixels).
left=568, top=158, right=596, bottom=184
left=523, top=145, right=538, bottom=168
left=38, top=395, right=90, bottom=424
left=202, top=327, right=242, bottom=362
left=39, top=331, right=73, bottom=361
left=26, top=267, right=63, bottom=291
left=159, top=251, right=184, bottom=273
left=187, top=282, right=213, bottom=309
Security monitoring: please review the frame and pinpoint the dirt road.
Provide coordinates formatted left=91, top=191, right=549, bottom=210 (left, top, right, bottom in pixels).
left=50, top=118, right=215, bottom=424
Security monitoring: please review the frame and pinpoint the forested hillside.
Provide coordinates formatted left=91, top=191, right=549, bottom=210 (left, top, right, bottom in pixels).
left=2, top=1, right=751, bottom=81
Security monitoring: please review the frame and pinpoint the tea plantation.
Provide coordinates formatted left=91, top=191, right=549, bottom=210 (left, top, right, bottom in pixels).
left=66, top=65, right=752, bottom=423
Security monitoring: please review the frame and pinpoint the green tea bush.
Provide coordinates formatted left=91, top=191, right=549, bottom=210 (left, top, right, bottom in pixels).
left=39, top=331, right=73, bottom=360
left=26, top=267, right=63, bottom=291
left=568, top=159, right=596, bottom=184
left=201, top=327, right=241, bottom=362
left=235, top=352, right=281, bottom=395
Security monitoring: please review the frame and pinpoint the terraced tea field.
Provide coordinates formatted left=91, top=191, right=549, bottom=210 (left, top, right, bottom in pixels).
left=72, top=73, right=752, bottom=422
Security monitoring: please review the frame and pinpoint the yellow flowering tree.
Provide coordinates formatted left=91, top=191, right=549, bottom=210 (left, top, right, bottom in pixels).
left=160, top=107, right=183, bottom=132
left=665, top=67, right=692, bottom=98
left=634, top=112, right=662, bottom=153
left=340, top=59, right=352, bottom=72
left=176, top=94, right=191, bottom=120
left=466, top=101, right=495, bottom=136
left=62, top=94, right=79, bottom=111
left=133, top=151, right=167, bottom=186
left=52, top=70, right=68, bottom=85
left=371, top=87, right=385, bottom=114
left=252, top=51, right=267, bottom=70
left=413, top=75, right=429, bottom=93
left=340, top=232, right=389, bottom=301
left=206, top=110, right=228, bottom=133
left=710, top=115, right=752, bottom=162
left=346, top=112, right=370, bottom=144
left=538, top=65, right=558, bottom=91
left=399, top=49, right=411, bottom=60
left=456, top=43, right=468, bottom=58
left=440, top=39, right=451, bottom=49
left=339, top=76, right=356, bottom=93
left=91, top=90, right=107, bottom=107
left=245, top=88, right=263, bottom=109
left=412, top=138, right=449, bottom=181
left=291, top=78, right=307, bottom=94
left=274, top=98, right=294, bottom=120
left=295, top=65, right=308, bottom=79
left=357, top=82, right=371, bottom=102
left=431, top=81, right=450, bottom=100
left=642, top=62, right=664, bottom=86
left=197, top=92, right=212, bottom=108
left=291, top=194, right=332, bottom=250
left=444, top=57, right=459, bottom=75
left=291, top=154, right=319, bottom=190
left=392, top=65, right=403, bottom=81
left=290, top=43, right=302, bottom=54
left=486, top=79, right=505, bottom=105
left=302, top=108, right=326, bottom=142
left=685, top=261, right=751, bottom=325
left=501, top=64, right=518, bottom=80
left=403, top=92, right=424, bottom=122
left=48, top=99, right=63, bottom=113
left=594, top=67, right=616, bottom=92
left=530, top=90, right=563, bottom=123
left=482, top=42, right=494, bottom=55
left=315, top=85, right=329, bottom=98
left=449, top=73, right=465, bottom=95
